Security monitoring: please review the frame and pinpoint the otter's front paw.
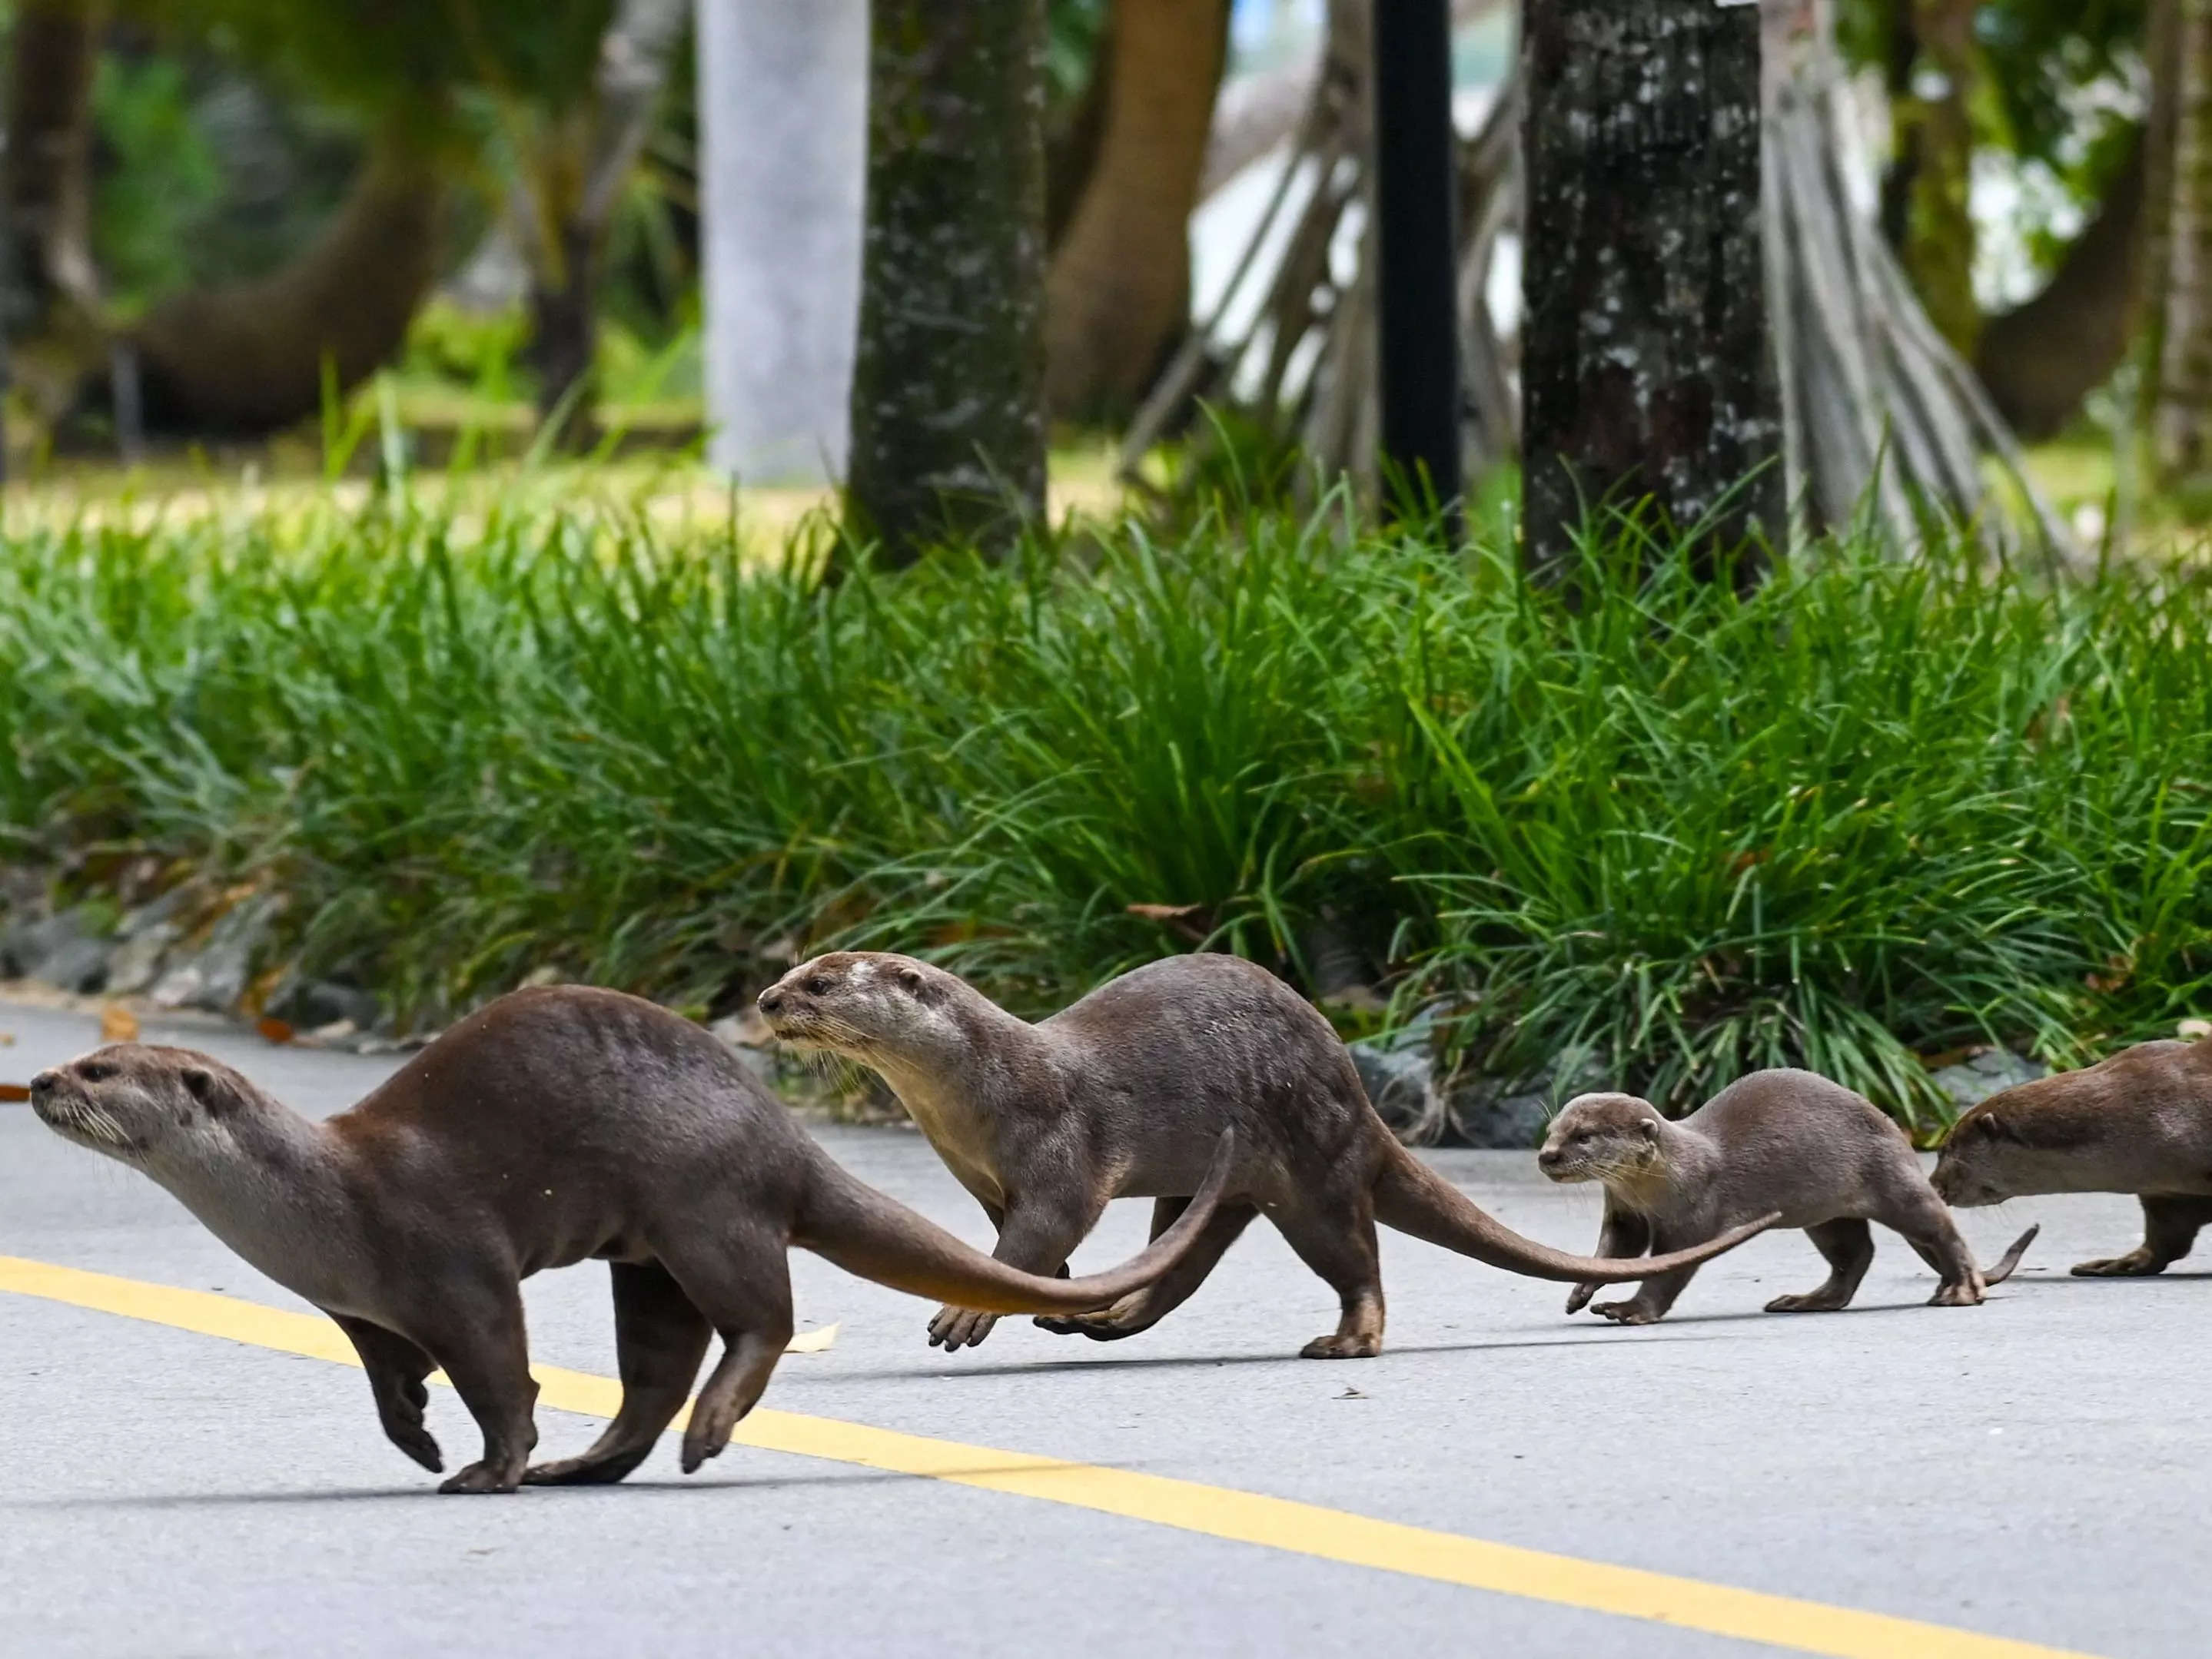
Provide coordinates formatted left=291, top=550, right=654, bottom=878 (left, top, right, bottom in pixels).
left=1564, top=1282, right=1599, bottom=1316
left=927, top=1306, right=999, bottom=1350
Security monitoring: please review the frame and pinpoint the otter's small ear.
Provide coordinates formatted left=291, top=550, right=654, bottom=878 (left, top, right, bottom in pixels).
left=181, top=1067, right=236, bottom=1117
left=897, top=966, right=928, bottom=996
left=1639, top=1117, right=1659, bottom=1141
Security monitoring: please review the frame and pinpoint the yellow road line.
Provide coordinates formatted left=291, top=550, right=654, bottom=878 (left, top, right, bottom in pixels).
left=0, top=1254, right=2091, bottom=1659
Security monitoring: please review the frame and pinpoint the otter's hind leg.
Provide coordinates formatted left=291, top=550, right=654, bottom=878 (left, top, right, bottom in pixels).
left=1765, top=1219, right=1876, bottom=1312
left=928, top=1193, right=1106, bottom=1352
left=526, top=1261, right=712, bottom=1486
left=1880, top=1187, right=1991, bottom=1306
left=1271, top=1194, right=1387, bottom=1359
left=1566, top=1201, right=1651, bottom=1316
left=2074, top=1195, right=2212, bottom=1277
left=656, top=1230, right=795, bottom=1475
left=407, top=1279, right=539, bottom=1495
left=332, top=1316, right=441, bottom=1473
left=1036, top=1196, right=1259, bottom=1340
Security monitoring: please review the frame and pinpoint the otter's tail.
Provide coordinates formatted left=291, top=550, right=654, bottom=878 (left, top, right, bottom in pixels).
left=1981, top=1223, right=2040, bottom=1286
left=1371, top=1140, right=1778, bottom=1283
left=794, top=1128, right=1235, bottom=1312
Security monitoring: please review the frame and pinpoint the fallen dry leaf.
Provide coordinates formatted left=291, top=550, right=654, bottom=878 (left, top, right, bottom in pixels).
left=100, top=1005, right=140, bottom=1044
left=0, top=1031, right=14, bottom=1047
left=1125, top=902, right=1202, bottom=922
left=0, top=1083, right=29, bottom=1102
left=256, top=1017, right=297, bottom=1047
left=783, top=1322, right=839, bottom=1355
left=2181, top=1018, right=2212, bottom=1040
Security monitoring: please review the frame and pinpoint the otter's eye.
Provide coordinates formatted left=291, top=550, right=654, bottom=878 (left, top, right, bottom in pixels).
left=805, top=977, right=831, bottom=996
left=77, top=1062, right=115, bottom=1083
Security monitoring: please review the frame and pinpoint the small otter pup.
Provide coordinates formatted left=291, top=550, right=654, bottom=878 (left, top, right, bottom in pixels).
left=1933, top=1037, right=2212, bottom=1276
left=30, top=987, right=1232, bottom=1493
left=1539, top=1071, right=2038, bottom=1324
left=757, top=951, right=1775, bottom=1359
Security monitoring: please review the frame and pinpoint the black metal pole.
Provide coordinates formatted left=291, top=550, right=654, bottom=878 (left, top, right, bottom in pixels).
left=1373, top=0, right=1463, bottom=539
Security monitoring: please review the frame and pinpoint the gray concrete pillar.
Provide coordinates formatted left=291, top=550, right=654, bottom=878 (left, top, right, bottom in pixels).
left=697, top=0, right=869, bottom=483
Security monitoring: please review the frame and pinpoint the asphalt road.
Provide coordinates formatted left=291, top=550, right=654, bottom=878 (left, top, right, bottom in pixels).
left=1, top=997, right=2203, bottom=1659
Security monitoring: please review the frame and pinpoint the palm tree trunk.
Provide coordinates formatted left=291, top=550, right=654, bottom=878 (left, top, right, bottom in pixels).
left=846, top=0, right=1048, bottom=565
left=2154, top=0, right=2212, bottom=480
left=1042, top=0, right=1231, bottom=420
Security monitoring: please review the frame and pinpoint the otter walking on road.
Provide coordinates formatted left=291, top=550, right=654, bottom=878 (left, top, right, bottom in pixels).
left=1932, top=1037, right=2212, bottom=1276
left=1540, top=1071, right=2038, bottom=1324
left=30, top=987, right=1234, bottom=1493
left=757, top=951, right=1775, bottom=1359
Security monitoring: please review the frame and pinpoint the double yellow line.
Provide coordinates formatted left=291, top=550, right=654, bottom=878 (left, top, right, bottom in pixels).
left=0, top=1254, right=2091, bottom=1659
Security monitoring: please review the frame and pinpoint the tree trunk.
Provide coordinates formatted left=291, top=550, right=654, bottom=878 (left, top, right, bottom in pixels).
left=522, top=0, right=690, bottom=445
left=1975, top=134, right=2146, bottom=440
left=128, top=131, right=447, bottom=435
left=847, top=0, right=1048, bottom=565
left=1891, top=0, right=1981, bottom=355
left=1042, top=0, right=1230, bottom=420
left=2154, top=0, right=2212, bottom=481
left=4, top=0, right=105, bottom=420
left=1520, top=0, right=1782, bottom=580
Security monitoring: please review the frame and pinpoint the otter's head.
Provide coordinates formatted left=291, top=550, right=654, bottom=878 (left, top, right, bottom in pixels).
left=1538, top=1093, right=1666, bottom=1186
left=30, top=1044, right=257, bottom=1170
left=1930, top=1100, right=2038, bottom=1207
left=756, top=952, right=965, bottom=1062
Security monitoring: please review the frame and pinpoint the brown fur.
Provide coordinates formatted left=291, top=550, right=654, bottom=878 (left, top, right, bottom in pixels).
left=759, top=951, right=1775, bottom=1359
left=1931, top=1037, right=2212, bottom=1276
left=1540, top=1072, right=2037, bottom=1323
left=29, top=987, right=1232, bottom=1492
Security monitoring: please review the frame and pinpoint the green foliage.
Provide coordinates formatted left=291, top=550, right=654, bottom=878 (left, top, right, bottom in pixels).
left=130, top=0, right=614, bottom=135
left=2, top=493, right=2208, bottom=1128
left=89, top=52, right=223, bottom=306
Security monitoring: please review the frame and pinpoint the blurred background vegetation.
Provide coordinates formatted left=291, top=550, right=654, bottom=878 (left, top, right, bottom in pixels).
left=4, top=0, right=2212, bottom=1128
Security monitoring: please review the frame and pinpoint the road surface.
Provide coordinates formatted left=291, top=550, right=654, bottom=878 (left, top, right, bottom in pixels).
left=0, top=997, right=2197, bottom=1658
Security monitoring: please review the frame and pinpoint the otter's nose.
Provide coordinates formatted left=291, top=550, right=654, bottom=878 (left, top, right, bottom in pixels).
left=28, top=1070, right=58, bottom=1099
left=757, top=987, right=785, bottom=1016
left=1536, top=1146, right=1563, bottom=1170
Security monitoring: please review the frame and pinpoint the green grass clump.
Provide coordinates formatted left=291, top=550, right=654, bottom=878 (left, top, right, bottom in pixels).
left=2, top=488, right=2209, bottom=1127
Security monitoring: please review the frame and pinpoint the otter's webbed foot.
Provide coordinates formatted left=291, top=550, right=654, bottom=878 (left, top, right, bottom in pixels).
left=1924, top=1276, right=1986, bottom=1307
left=438, top=1459, right=525, bottom=1495
left=927, top=1306, right=1000, bottom=1351
left=1564, top=1281, right=1600, bottom=1315
left=1765, top=1284, right=1860, bottom=1313
left=1299, top=1331, right=1383, bottom=1359
left=1590, top=1298, right=1662, bottom=1326
left=2071, top=1248, right=2169, bottom=1277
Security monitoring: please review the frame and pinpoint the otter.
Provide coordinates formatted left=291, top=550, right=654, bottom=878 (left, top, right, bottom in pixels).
left=756, top=951, right=1776, bottom=1359
left=1538, top=1072, right=2038, bottom=1324
left=28, top=986, right=1234, bottom=1493
left=1932, top=1037, right=2212, bottom=1276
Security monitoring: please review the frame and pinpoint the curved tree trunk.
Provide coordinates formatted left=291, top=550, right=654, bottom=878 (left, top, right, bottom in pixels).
left=4, top=0, right=107, bottom=421
left=1975, top=135, right=2146, bottom=440
left=846, top=0, right=1048, bottom=565
left=128, top=132, right=447, bottom=435
left=1042, top=0, right=1231, bottom=420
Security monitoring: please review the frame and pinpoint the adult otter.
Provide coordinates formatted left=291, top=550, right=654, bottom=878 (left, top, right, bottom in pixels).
left=756, top=951, right=1775, bottom=1359
left=1538, top=1072, right=2038, bottom=1324
left=1931, top=1037, right=2212, bottom=1276
left=28, top=986, right=1234, bottom=1493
